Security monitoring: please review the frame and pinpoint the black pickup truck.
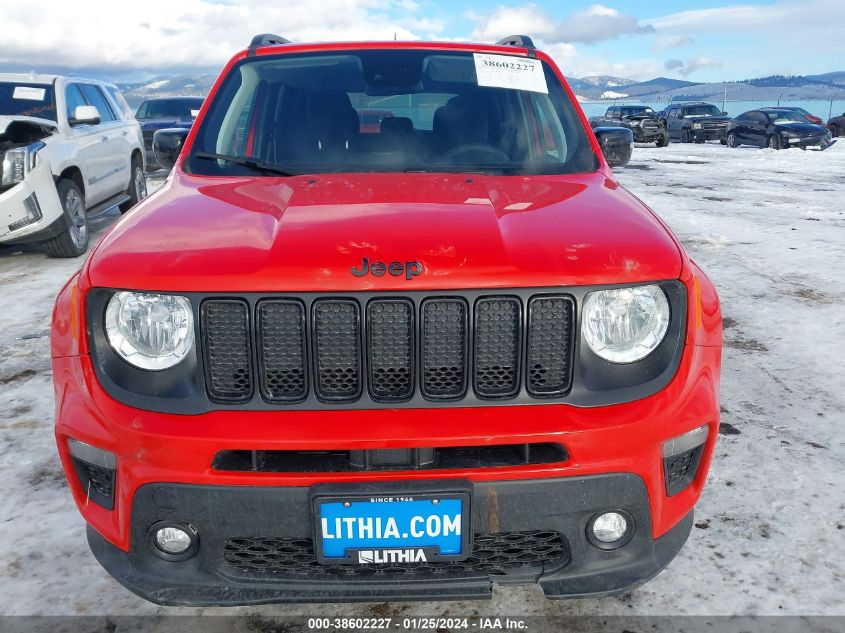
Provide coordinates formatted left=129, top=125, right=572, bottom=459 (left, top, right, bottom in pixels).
left=660, top=102, right=731, bottom=143
left=589, top=105, right=669, bottom=147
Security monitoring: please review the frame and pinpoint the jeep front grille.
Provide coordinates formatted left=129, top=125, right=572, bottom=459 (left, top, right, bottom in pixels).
left=200, top=292, right=575, bottom=406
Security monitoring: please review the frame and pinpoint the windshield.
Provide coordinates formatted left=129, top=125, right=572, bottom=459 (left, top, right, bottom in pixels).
left=682, top=105, right=721, bottom=117
left=620, top=107, right=653, bottom=116
left=136, top=98, right=204, bottom=120
left=187, top=50, right=596, bottom=176
left=0, top=82, right=57, bottom=121
left=765, top=110, right=807, bottom=123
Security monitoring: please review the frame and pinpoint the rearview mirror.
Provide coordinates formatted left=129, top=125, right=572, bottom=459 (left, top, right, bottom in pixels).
left=594, top=127, right=633, bottom=168
left=153, top=128, right=190, bottom=170
left=70, top=105, right=100, bottom=126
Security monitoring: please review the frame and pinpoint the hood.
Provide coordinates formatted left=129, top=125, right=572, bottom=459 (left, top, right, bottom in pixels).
left=622, top=114, right=658, bottom=121
left=684, top=115, right=731, bottom=122
left=139, top=118, right=194, bottom=130
left=0, top=114, right=57, bottom=135
left=87, top=171, right=683, bottom=293
left=774, top=121, right=826, bottom=133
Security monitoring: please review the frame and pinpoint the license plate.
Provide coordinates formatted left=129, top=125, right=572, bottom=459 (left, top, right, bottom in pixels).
left=312, top=490, right=470, bottom=565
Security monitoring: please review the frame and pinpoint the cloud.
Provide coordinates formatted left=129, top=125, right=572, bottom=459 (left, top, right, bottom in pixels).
left=0, top=0, right=445, bottom=76
left=553, top=4, right=654, bottom=44
left=664, top=56, right=722, bottom=77
left=470, top=4, right=556, bottom=41
left=472, top=3, right=653, bottom=45
left=652, top=35, right=693, bottom=51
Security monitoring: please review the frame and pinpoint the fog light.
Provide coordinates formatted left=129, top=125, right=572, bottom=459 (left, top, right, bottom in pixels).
left=155, top=527, right=192, bottom=554
left=149, top=522, right=198, bottom=560
left=593, top=512, right=627, bottom=542
left=587, top=510, right=634, bottom=550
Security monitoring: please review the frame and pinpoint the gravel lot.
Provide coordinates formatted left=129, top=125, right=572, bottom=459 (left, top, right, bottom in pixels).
left=1, top=142, right=843, bottom=618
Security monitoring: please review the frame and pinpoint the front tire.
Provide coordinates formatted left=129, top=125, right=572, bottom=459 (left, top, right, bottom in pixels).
left=120, top=155, right=147, bottom=213
left=726, top=131, right=739, bottom=148
left=656, top=133, right=670, bottom=147
left=681, top=128, right=692, bottom=143
left=767, top=135, right=782, bottom=150
left=44, top=179, right=88, bottom=258
left=830, top=124, right=840, bottom=138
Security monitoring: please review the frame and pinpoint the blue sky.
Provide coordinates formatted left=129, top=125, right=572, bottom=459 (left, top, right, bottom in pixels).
left=0, top=0, right=842, bottom=82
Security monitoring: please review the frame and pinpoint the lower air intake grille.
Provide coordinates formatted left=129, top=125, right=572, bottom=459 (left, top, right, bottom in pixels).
left=257, top=300, right=307, bottom=402
left=202, top=300, right=252, bottom=401
left=313, top=300, right=361, bottom=401
left=367, top=299, right=414, bottom=401
left=421, top=299, right=467, bottom=399
left=221, top=530, right=568, bottom=579
left=474, top=297, right=521, bottom=398
left=526, top=296, right=574, bottom=396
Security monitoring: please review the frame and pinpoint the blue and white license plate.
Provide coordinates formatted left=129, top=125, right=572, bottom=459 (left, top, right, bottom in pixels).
left=313, top=492, right=470, bottom=565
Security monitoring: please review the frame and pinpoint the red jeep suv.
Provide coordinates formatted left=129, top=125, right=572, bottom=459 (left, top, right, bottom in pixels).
left=52, top=34, right=722, bottom=605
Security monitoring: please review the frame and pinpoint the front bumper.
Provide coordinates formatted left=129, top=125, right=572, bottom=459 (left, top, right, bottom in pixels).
left=631, top=128, right=665, bottom=143
left=0, top=160, right=64, bottom=243
left=88, top=476, right=694, bottom=605
left=691, top=127, right=727, bottom=142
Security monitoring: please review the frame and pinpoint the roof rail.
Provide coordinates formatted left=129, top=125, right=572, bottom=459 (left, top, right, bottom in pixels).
left=494, top=35, right=536, bottom=50
left=248, top=33, right=291, bottom=54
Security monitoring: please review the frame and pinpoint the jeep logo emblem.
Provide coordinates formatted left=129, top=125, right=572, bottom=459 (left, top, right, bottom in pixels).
left=351, top=257, right=423, bottom=280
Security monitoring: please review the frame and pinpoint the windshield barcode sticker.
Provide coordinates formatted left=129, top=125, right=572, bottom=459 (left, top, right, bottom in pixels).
left=473, top=53, right=548, bottom=94
left=13, top=86, right=46, bottom=101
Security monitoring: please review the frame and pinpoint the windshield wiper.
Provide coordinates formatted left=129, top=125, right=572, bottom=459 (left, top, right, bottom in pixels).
left=193, top=152, right=299, bottom=176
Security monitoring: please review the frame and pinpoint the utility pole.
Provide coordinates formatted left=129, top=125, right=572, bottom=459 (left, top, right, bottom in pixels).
left=722, top=84, right=727, bottom=113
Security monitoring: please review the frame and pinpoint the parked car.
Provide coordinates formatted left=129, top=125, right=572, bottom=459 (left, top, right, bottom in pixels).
left=0, top=74, right=146, bottom=257
left=135, top=97, right=204, bottom=170
left=53, top=33, right=721, bottom=605
left=725, top=108, right=835, bottom=150
left=773, top=106, right=823, bottom=125
left=589, top=105, right=669, bottom=146
left=662, top=102, right=731, bottom=143
left=827, top=112, right=845, bottom=137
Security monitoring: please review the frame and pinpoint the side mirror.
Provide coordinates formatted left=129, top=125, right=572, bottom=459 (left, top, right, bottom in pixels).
left=70, top=105, right=100, bottom=126
left=722, top=111, right=729, bottom=116
left=153, top=128, right=190, bottom=170
left=594, top=127, right=633, bottom=168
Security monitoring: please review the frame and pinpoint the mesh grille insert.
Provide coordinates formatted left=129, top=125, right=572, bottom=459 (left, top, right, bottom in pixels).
left=313, top=300, right=361, bottom=401
left=222, top=530, right=568, bottom=579
left=526, top=296, right=574, bottom=396
left=257, top=300, right=307, bottom=402
left=202, top=300, right=252, bottom=401
left=367, top=300, right=414, bottom=401
left=474, top=297, right=521, bottom=398
left=421, top=299, right=467, bottom=399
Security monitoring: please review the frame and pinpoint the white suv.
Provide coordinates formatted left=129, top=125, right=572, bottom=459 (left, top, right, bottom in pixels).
left=0, top=74, right=146, bottom=257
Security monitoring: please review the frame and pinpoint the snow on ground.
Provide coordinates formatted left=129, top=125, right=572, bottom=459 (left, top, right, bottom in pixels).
left=0, top=143, right=843, bottom=618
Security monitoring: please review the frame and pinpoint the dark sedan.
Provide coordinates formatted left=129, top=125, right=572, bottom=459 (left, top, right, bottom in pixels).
left=136, top=97, right=205, bottom=169
left=725, top=108, right=834, bottom=150
left=828, top=112, right=845, bottom=137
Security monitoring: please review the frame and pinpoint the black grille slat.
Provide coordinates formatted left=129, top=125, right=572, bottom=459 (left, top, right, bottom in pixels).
left=421, top=299, right=468, bottom=399
left=367, top=300, right=414, bottom=401
left=526, top=296, right=574, bottom=396
left=202, top=300, right=253, bottom=401
left=474, top=297, right=521, bottom=398
left=222, top=530, right=568, bottom=579
left=257, top=301, right=307, bottom=402
left=313, top=300, right=362, bottom=401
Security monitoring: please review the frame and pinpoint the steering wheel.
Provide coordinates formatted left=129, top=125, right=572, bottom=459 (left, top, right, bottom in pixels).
left=442, top=143, right=511, bottom=164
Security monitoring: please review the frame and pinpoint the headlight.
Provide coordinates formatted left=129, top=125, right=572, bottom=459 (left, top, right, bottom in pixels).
left=782, top=131, right=798, bottom=138
left=582, top=285, right=670, bottom=363
left=692, top=123, right=702, bottom=129
left=105, top=291, right=194, bottom=370
left=1, top=142, right=45, bottom=187
left=629, top=120, right=641, bottom=127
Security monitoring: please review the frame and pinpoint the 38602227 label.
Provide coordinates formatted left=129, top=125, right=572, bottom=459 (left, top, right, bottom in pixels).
left=473, top=53, right=548, bottom=94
